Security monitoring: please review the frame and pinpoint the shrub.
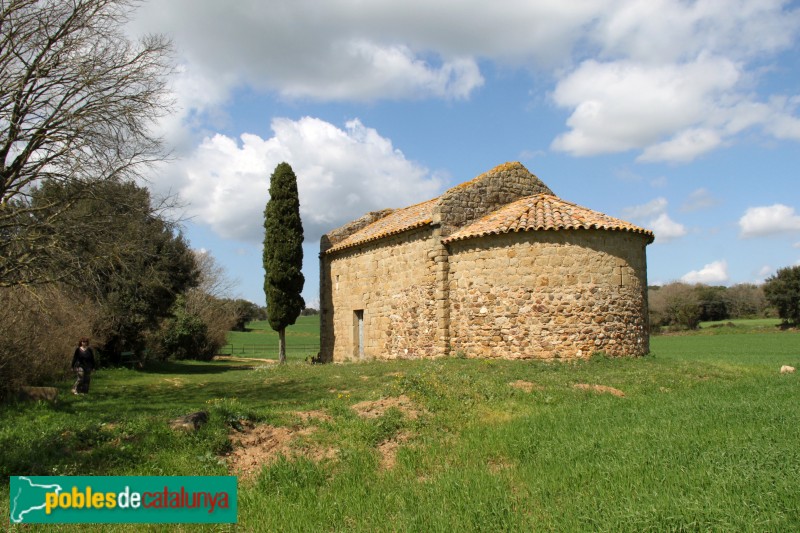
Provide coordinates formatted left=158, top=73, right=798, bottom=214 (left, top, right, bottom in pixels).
left=648, top=282, right=702, bottom=331
left=725, top=283, right=768, bottom=318
left=153, top=292, right=238, bottom=361
left=0, top=285, right=108, bottom=400
left=157, top=307, right=210, bottom=361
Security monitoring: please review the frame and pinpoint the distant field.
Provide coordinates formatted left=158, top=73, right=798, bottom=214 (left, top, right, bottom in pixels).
left=221, top=315, right=320, bottom=360
left=699, top=317, right=782, bottom=330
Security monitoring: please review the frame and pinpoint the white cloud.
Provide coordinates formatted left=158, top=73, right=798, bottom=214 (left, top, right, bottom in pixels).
left=125, top=0, right=800, bottom=164
left=167, top=117, right=443, bottom=245
left=650, top=176, right=668, bottom=188
left=681, top=260, right=729, bottom=284
left=621, top=198, right=687, bottom=243
left=277, top=43, right=484, bottom=101
left=739, top=204, right=800, bottom=238
left=621, top=197, right=668, bottom=219
left=130, top=0, right=601, bottom=104
left=550, top=57, right=740, bottom=158
left=649, top=213, right=688, bottom=243
left=594, top=0, right=799, bottom=62
left=638, top=128, right=723, bottom=163
left=765, top=111, right=800, bottom=140
left=681, top=188, right=720, bottom=212
left=548, top=1, right=800, bottom=162
left=757, top=265, right=774, bottom=278
left=551, top=55, right=800, bottom=161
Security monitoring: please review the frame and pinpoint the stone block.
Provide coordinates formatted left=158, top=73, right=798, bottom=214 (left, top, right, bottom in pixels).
left=17, top=386, right=58, bottom=403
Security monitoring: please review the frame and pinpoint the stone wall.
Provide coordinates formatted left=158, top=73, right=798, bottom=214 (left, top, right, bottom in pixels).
left=447, top=229, right=650, bottom=359
left=321, top=208, right=396, bottom=250
left=319, top=162, right=651, bottom=362
left=321, top=226, right=437, bottom=362
left=437, top=162, right=553, bottom=236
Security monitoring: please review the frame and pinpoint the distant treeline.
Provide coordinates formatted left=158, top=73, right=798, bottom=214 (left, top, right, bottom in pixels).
left=648, top=282, right=770, bottom=332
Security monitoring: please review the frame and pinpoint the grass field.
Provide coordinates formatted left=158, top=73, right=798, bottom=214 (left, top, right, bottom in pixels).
left=221, top=315, right=320, bottom=360
left=699, top=317, right=783, bottom=331
left=2, top=324, right=799, bottom=531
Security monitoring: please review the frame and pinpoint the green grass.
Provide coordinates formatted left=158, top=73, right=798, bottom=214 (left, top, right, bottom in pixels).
left=223, top=315, right=320, bottom=360
left=2, top=325, right=799, bottom=531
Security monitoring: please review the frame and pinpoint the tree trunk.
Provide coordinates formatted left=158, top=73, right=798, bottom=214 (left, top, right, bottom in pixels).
left=278, top=328, right=286, bottom=364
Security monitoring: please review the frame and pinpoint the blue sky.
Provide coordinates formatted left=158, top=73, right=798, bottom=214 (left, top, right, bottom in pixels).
left=130, top=0, right=800, bottom=307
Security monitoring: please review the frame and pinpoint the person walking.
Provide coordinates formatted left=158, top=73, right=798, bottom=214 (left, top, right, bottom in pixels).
left=71, top=337, right=96, bottom=394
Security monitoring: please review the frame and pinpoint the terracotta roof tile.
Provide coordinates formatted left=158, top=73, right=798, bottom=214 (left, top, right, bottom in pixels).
left=325, top=198, right=438, bottom=253
left=442, top=194, right=654, bottom=244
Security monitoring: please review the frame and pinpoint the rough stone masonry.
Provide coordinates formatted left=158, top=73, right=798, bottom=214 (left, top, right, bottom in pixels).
left=319, top=162, right=654, bottom=362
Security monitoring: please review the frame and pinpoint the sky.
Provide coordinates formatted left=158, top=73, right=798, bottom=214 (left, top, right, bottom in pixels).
left=129, top=0, right=800, bottom=307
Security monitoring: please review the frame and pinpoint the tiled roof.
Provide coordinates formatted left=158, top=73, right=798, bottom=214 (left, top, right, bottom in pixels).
left=443, top=194, right=654, bottom=244
left=325, top=198, right=438, bottom=253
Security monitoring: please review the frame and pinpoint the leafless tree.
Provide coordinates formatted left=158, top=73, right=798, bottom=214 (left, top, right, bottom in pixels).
left=184, top=250, right=240, bottom=353
left=0, top=0, right=173, bottom=287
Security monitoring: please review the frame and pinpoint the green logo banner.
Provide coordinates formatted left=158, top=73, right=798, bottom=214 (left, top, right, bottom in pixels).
left=9, top=476, right=237, bottom=524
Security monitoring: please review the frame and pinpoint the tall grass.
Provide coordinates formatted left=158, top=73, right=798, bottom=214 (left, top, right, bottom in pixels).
left=2, top=327, right=798, bottom=531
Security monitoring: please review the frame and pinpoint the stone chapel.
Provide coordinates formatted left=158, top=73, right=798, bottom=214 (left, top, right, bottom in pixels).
left=319, top=162, right=654, bottom=362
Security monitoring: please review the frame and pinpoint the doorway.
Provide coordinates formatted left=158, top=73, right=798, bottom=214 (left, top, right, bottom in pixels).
left=354, top=309, right=364, bottom=359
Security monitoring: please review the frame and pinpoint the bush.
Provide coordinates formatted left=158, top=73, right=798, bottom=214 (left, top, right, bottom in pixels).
left=153, top=292, right=238, bottom=361
left=649, top=282, right=702, bottom=331
left=725, top=283, right=768, bottom=318
left=157, top=306, right=212, bottom=361
left=0, top=285, right=108, bottom=400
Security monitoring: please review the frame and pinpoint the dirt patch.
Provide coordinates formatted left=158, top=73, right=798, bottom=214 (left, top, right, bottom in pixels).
left=573, top=383, right=625, bottom=397
left=487, top=456, right=514, bottom=473
left=163, top=378, right=184, bottom=387
left=378, top=432, right=410, bottom=470
left=292, top=410, right=333, bottom=423
left=225, top=423, right=336, bottom=479
left=351, top=395, right=420, bottom=419
left=508, top=380, right=543, bottom=393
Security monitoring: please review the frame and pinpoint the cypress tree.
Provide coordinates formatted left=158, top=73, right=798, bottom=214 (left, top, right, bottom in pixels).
left=263, top=162, right=305, bottom=363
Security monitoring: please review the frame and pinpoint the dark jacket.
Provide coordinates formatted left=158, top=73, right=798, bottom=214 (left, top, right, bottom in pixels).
left=72, top=347, right=95, bottom=371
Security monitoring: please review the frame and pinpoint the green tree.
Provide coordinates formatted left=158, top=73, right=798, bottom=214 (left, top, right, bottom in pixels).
left=694, top=285, right=729, bottom=322
left=228, top=299, right=265, bottom=331
left=156, top=295, right=210, bottom=361
left=763, top=266, right=800, bottom=325
left=263, top=162, right=305, bottom=363
left=30, top=179, right=198, bottom=362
